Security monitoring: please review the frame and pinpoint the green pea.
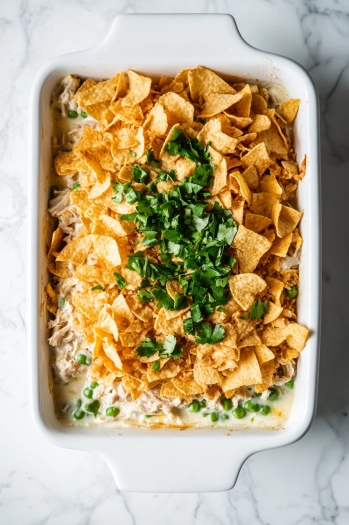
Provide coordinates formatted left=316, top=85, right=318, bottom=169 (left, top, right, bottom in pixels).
left=285, top=285, right=298, bottom=298
left=90, top=382, right=99, bottom=389
left=77, top=354, right=87, bottom=365
left=85, top=357, right=92, bottom=366
left=188, top=400, right=200, bottom=413
left=76, top=399, right=82, bottom=409
left=85, top=399, right=100, bottom=416
left=232, top=406, right=246, bottom=419
left=106, top=406, right=119, bottom=417
left=83, top=388, right=93, bottom=399
left=73, top=410, right=85, bottom=420
left=285, top=378, right=294, bottom=389
left=81, top=110, right=88, bottom=119
left=221, top=398, right=233, bottom=411
left=68, top=110, right=78, bottom=118
left=244, top=400, right=261, bottom=413
left=221, top=413, right=229, bottom=421
left=199, top=400, right=206, bottom=409
left=268, top=388, right=279, bottom=401
left=202, top=412, right=209, bottom=417
left=210, top=412, right=219, bottom=423
left=259, top=405, right=271, bottom=416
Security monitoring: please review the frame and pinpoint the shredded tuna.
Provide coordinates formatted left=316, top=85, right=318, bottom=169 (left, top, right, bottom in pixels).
left=49, top=190, right=83, bottom=242
left=280, top=252, right=301, bottom=270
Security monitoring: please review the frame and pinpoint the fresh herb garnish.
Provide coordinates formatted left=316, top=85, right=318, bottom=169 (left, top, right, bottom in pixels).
left=146, top=147, right=160, bottom=168
left=113, top=272, right=127, bottom=290
left=152, top=360, right=161, bottom=372
left=90, top=284, right=104, bottom=291
left=136, top=335, right=183, bottom=366
left=194, top=323, right=225, bottom=345
left=59, top=297, right=66, bottom=309
left=132, top=164, right=149, bottom=184
left=72, top=183, right=81, bottom=190
left=129, top=150, right=136, bottom=157
left=241, top=300, right=269, bottom=320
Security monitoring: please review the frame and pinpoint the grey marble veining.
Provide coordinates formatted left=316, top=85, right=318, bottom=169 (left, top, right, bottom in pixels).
left=1, top=0, right=349, bottom=523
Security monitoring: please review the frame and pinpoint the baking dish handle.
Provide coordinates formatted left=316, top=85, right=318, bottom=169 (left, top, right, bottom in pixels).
left=91, top=13, right=253, bottom=61
left=100, top=437, right=253, bottom=493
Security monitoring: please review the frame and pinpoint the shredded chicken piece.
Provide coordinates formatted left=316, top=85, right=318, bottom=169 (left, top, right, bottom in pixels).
left=280, top=252, right=301, bottom=270
left=49, top=190, right=83, bottom=242
left=52, top=351, right=84, bottom=384
left=56, top=75, right=80, bottom=117
left=48, top=189, right=70, bottom=216
left=135, top=387, right=182, bottom=415
left=274, top=363, right=295, bottom=385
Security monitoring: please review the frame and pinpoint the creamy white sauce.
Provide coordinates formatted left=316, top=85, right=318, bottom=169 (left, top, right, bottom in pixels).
left=49, top=75, right=296, bottom=431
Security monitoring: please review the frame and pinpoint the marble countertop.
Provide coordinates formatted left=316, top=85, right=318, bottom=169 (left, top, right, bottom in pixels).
left=1, top=0, right=348, bottom=523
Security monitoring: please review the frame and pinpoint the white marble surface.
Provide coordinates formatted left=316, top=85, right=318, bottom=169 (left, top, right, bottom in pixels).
left=1, top=0, right=348, bottom=523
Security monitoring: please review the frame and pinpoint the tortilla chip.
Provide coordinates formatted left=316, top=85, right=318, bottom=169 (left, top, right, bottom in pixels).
left=56, top=235, right=92, bottom=264
left=96, top=304, right=119, bottom=342
left=75, top=73, right=119, bottom=107
left=269, top=232, right=293, bottom=257
left=234, top=84, right=252, bottom=117
left=158, top=91, right=194, bottom=124
left=69, top=188, right=90, bottom=212
left=160, top=380, right=185, bottom=398
left=261, top=325, right=287, bottom=346
left=232, top=225, right=272, bottom=273
left=244, top=212, right=272, bottom=233
left=91, top=234, right=121, bottom=267
left=147, top=360, right=179, bottom=383
left=111, top=294, right=134, bottom=330
left=265, top=277, right=284, bottom=305
left=144, top=103, right=168, bottom=137
left=54, top=151, right=87, bottom=176
left=248, top=114, right=271, bottom=133
left=72, top=290, right=109, bottom=321
left=48, top=226, right=64, bottom=258
left=254, top=344, right=275, bottom=365
left=222, top=349, right=262, bottom=392
left=286, top=323, right=309, bottom=351
left=172, top=377, right=205, bottom=395
left=260, top=174, right=282, bottom=195
left=194, top=361, right=221, bottom=385
left=263, top=302, right=283, bottom=324
left=237, top=330, right=261, bottom=348
left=110, top=126, right=145, bottom=165
left=241, top=164, right=259, bottom=190
left=230, top=172, right=252, bottom=205
left=188, top=65, right=236, bottom=101
left=241, top=142, right=272, bottom=175
left=231, top=200, right=245, bottom=225
left=199, top=93, right=243, bottom=118
left=122, top=70, right=152, bottom=107
left=229, top=273, right=267, bottom=310
left=197, top=118, right=237, bottom=155
left=279, top=99, right=300, bottom=123
left=272, top=203, right=303, bottom=237
left=255, top=360, right=277, bottom=392
left=154, top=308, right=185, bottom=335
left=209, top=147, right=227, bottom=195
left=251, top=192, right=280, bottom=218
left=91, top=214, right=128, bottom=238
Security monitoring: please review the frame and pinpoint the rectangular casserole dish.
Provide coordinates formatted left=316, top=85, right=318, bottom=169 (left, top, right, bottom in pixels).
left=28, top=13, right=321, bottom=493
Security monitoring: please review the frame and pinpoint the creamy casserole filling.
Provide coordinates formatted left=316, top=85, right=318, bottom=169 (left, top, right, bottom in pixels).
left=46, top=69, right=308, bottom=429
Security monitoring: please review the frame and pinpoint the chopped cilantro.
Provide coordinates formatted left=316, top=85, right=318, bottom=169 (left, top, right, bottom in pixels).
left=72, top=183, right=81, bottom=190
left=111, top=181, right=124, bottom=203
left=59, top=297, right=66, bottom=309
left=152, top=359, right=161, bottom=372
left=136, top=335, right=183, bottom=362
left=113, top=272, right=127, bottom=290
left=138, top=289, right=153, bottom=302
left=132, top=164, right=149, bottom=184
left=241, top=300, right=269, bottom=320
left=129, top=150, right=136, bottom=157
left=195, top=323, right=225, bottom=345
left=146, top=147, right=160, bottom=168
left=90, top=284, right=104, bottom=291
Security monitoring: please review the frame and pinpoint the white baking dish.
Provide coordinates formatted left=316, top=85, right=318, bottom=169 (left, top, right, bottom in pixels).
left=28, top=13, right=321, bottom=493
